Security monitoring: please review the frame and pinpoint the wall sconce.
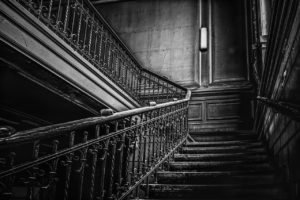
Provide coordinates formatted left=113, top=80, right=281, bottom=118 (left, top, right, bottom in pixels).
left=200, top=27, right=208, bottom=51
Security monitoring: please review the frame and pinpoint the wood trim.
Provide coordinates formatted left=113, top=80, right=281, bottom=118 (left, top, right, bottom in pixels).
left=208, top=0, right=213, bottom=84
left=0, top=1, right=141, bottom=111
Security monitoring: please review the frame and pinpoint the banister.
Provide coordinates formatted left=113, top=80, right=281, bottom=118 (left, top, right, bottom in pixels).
left=0, top=90, right=190, bottom=199
left=6, top=0, right=186, bottom=106
left=0, top=1, right=191, bottom=199
left=141, top=68, right=187, bottom=91
left=257, top=96, right=300, bottom=121
left=0, top=90, right=190, bottom=146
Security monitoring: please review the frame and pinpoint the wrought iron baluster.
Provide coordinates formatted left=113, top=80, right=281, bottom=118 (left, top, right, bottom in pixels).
left=130, top=118, right=138, bottom=185
left=62, top=131, right=75, bottom=200
left=96, top=138, right=109, bottom=200
left=55, top=0, right=63, bottom=31
left=41, top=139, right=59, bottom=200
left=106, top=136, right=117, bottom=200
left=76, top=131, right=88, bottom=200
left=63, top=0, right=70, bottom=37
left=37, top=0, right=44, bottom=19
left=88, top=16, right=95, bottom=57
left=87, top=125, right=100, bottom=200
left=25, top=140, right=40, bottom=200
left=98, top=25, right=104, bottom=65
left=121, top=130, right=131, bottom=191
left=92, top=24, right=99, bottom=61
left=82, top=12, right=90, bottom=53
left=114, top=123, right=125, bottom=198
left=0, top=152, right=16, bottom=199
left=46, top=0, right=54, bottom=25
left=76, top=2, right=83, bottom=48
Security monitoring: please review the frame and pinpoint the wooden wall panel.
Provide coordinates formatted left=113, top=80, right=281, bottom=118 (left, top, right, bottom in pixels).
left=188, top=88, right=253, bottom=133
left=207, top=100, right=241, bottom=120
left=188, top=103, right=202, bottom=121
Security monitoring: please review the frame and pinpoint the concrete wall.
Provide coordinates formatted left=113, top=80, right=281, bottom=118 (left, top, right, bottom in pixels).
left=97, top=0, right=197, bottom=86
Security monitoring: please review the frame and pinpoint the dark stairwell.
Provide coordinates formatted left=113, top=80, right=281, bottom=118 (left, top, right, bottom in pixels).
left=1, top=0, right=300, bottom=200
left=141, top=131, right=287, bottom=200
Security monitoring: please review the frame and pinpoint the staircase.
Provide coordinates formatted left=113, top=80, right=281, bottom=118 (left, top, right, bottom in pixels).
left=144, top=131, right=287, bottom=200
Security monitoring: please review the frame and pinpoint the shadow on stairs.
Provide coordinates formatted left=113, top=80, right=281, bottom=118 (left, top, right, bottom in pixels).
left=139, top=131, right=287, bottom=200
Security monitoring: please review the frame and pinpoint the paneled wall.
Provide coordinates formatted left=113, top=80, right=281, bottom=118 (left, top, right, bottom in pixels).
left=190, top=0, right=253, bottom=132
left=97, top=0, right=198, bottom=87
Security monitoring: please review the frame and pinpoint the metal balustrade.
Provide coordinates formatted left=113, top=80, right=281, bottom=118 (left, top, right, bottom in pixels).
left=0, top=91, right=191, bottom=200
left=9, top=0, right=186, bottom=105
left=0, top=1, right=190, bottom=199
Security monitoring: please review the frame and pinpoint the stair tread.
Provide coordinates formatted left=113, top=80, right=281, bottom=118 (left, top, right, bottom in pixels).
left=149, top=183, right=281, bottom=187
left=174, top=153, right=268, bottom=162
left=144, top=131, right=285, bottom=199
left=181, top=147, right=265, bottom=154
left=184, top=140, right=261, bottom=147
left=169, top=160, right=271, bottom=165
left=156, top=171, right=275, bottom=176
left=137, top=199, right=287, bottom=200
left=182, top=145, right=263, bottom=150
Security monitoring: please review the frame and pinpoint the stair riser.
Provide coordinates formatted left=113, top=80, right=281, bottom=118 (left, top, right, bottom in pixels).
left=148, top=187, right=283, bottom=198
left=184, top=141, right=261, bottom=147
left=169, top=163, right=273, bottom=172
left=191, top=135, right=256, bottom=142
left=181, top=148, right=265, bottom=154
left=156, top=174, right=275, bottom=184
left=174, top=154, right=268, bottom=162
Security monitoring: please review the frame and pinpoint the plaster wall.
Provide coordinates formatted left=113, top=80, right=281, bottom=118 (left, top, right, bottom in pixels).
left=97, top=0, right=197, bottom=86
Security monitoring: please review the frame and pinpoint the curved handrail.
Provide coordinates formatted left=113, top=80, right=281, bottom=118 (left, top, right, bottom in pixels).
left=0, top=90, right=190, bottom=146
left=0, top=90, right=190, bottom=200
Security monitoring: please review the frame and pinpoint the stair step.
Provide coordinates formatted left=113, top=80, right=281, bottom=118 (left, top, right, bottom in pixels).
left=184, top=140, right=261, bottom=147
left=174, top=153, right=268, bottom=162
left=147, top=184, right=285, bottom=198
left=181, top=146, right=265, bottom=154
left=136, top=199, right=287, bottom=200
left=169, top=161, right=273, bottom=171
left=141, top=131, right=286, bottom=199
left=191, top=132, right=257, bottom=142
left=156, top=171, right=276, bottom=184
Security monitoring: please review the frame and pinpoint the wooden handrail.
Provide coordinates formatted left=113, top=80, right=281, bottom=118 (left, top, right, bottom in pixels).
left=0, top=91, right=190, bottom=145
left=257, top=96, right=300, bottom=121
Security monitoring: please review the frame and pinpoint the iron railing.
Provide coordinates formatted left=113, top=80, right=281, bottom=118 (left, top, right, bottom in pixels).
left=9, top=0, right=186, bottom=105
left=0, top=91, right=191, bottom=200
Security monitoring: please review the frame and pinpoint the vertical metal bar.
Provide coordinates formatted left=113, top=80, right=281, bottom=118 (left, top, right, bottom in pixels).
left=76, top=2, right=83, bottom=48
left=97, top=139, right=109, bottom=200
left=69, top=0, right=77, bottom=42
left=88, top=125, right=100, bottom=200
left=25, top=140, right=40, bottom=200
left=98, top=25, right=103, bottom=65
left=55, top=0, right=62, bottom=30
left=47, top=0, right=54, bottom=25
left=63, top=0, right=70, bottom=36
left=106, top=137, right=117, bottom=200
left=130, top=119, right=138, bottom=185
left=77, top=131, right=88, bottom=200
left=88, top=16, right=95, bottom=56
left=63, top=132, right=75, bottom=200
left=37, top=0, right=44, bottom=19
left=114, top=122, right=125, bottom=198
left=83, top=14, right=89, bottom=52
left=92, top=24, right=99, bottom=61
